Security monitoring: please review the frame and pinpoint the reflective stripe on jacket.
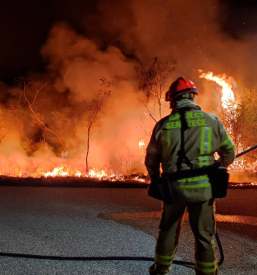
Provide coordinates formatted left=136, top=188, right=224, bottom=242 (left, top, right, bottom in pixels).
left=145, top=99, right=235, bottom=202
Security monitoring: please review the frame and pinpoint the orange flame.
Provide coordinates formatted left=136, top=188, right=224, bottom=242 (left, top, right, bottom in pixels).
left=0, top=163, right=147, bottom=182
left=199, top=70, right=236, bottom=109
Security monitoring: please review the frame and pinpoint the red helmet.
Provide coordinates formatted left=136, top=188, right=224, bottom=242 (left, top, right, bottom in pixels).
left=165, top=77, right=198, bottom=101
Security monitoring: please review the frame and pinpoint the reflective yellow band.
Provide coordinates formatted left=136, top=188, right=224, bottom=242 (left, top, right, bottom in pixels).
left=180, top=180, right=209, bottom=185
left=155, top=252, right=175, bottom=266
left=179, top=183, right=211, bottom=189
left=207, top=128, right=212, bottom=154
left=196, top=260, right=217, bottom=266
left=178, top=175, right=209, bottom=183
left=220, top=136, right=234, bottom=150
left=195, top=260, right=218, bottom=273
left=200, top=127, right=205, bottom=154
left=200, top=127, right=212, bottom=155
left=199, top=156, right=209, bottom=168
left=177, top=175, right=211, bottom=189
left=220, top=136, right=230, bottom=147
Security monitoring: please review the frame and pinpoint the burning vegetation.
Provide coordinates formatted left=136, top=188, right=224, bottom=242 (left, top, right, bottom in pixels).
left=0, top=21, right=257, bottom=185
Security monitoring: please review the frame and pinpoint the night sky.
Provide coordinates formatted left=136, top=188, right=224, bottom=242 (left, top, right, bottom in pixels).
left=1, top=0, right=257, bottom=84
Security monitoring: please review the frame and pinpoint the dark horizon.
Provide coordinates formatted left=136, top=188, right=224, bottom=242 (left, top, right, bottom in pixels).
left=1, top=0, right=257, bottom=84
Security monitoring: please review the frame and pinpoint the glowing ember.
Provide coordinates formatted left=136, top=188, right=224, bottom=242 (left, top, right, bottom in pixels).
left=139, top=139, right=145, bottom=150
left=199, top=70, right=236, bottom=109
left=229, top=182, right=257, bottom=187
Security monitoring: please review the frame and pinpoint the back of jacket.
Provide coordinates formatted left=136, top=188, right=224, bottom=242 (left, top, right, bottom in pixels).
left=145, top=99, right=235, bottom=202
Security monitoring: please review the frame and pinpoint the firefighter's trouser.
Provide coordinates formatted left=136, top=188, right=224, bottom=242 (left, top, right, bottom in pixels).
left=151, top=199, right=218, bottom=275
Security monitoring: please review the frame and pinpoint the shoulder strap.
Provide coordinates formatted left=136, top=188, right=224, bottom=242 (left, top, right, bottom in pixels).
left=173, top=107, right=194, bottom=171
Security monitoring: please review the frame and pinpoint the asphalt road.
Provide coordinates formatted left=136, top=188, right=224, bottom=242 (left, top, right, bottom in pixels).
left=0, top=186, right=256, bottom=275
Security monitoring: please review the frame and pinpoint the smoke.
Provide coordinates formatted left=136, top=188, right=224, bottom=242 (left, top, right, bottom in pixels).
left=40, top=23, right=153, bottom=168
left=0, top=22, right=159, bottom=173
left=85, top=0, right=257, bottom=91
left=1, top=0, right=257, bottom=175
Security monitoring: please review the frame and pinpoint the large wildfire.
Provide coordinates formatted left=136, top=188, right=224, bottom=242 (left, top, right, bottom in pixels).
left=0, top=22, right=256, bottom=185
left=0, top=67, right=256, bottom=185
left=0, top=66, right=256, bottom=186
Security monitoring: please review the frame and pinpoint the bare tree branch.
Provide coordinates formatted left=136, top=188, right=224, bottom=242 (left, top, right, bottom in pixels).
left=0, top=126, right=11, bottom=145
left=81, top=78, right=112, bottom=172
left=23, top=81, right=66, bottom=151
left=135, top=57, right=176, bottom=119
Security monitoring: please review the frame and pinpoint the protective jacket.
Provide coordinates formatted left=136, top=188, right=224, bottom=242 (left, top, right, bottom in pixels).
left=145, top=99, right=235, bottom=202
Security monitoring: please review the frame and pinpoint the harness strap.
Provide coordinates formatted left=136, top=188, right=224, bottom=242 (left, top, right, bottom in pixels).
left=174, top=107, right=194, bottom=171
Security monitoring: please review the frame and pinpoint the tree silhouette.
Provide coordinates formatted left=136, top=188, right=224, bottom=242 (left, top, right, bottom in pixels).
left=23, top=81, right=66, bottom=152
left=81, top=78, right=112, bottom=172
left=135, top=57, right=176, bottom=119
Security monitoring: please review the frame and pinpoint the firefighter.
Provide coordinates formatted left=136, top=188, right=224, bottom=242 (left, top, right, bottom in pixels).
left=145, top=77, right=235, bottom=275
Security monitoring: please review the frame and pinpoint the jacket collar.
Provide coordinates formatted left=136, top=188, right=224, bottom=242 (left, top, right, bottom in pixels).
left=175, top=99, right=201, bottom=110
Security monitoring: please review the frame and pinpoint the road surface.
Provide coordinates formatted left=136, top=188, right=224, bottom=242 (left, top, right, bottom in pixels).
left=0, top=186, right=256, bottom=274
